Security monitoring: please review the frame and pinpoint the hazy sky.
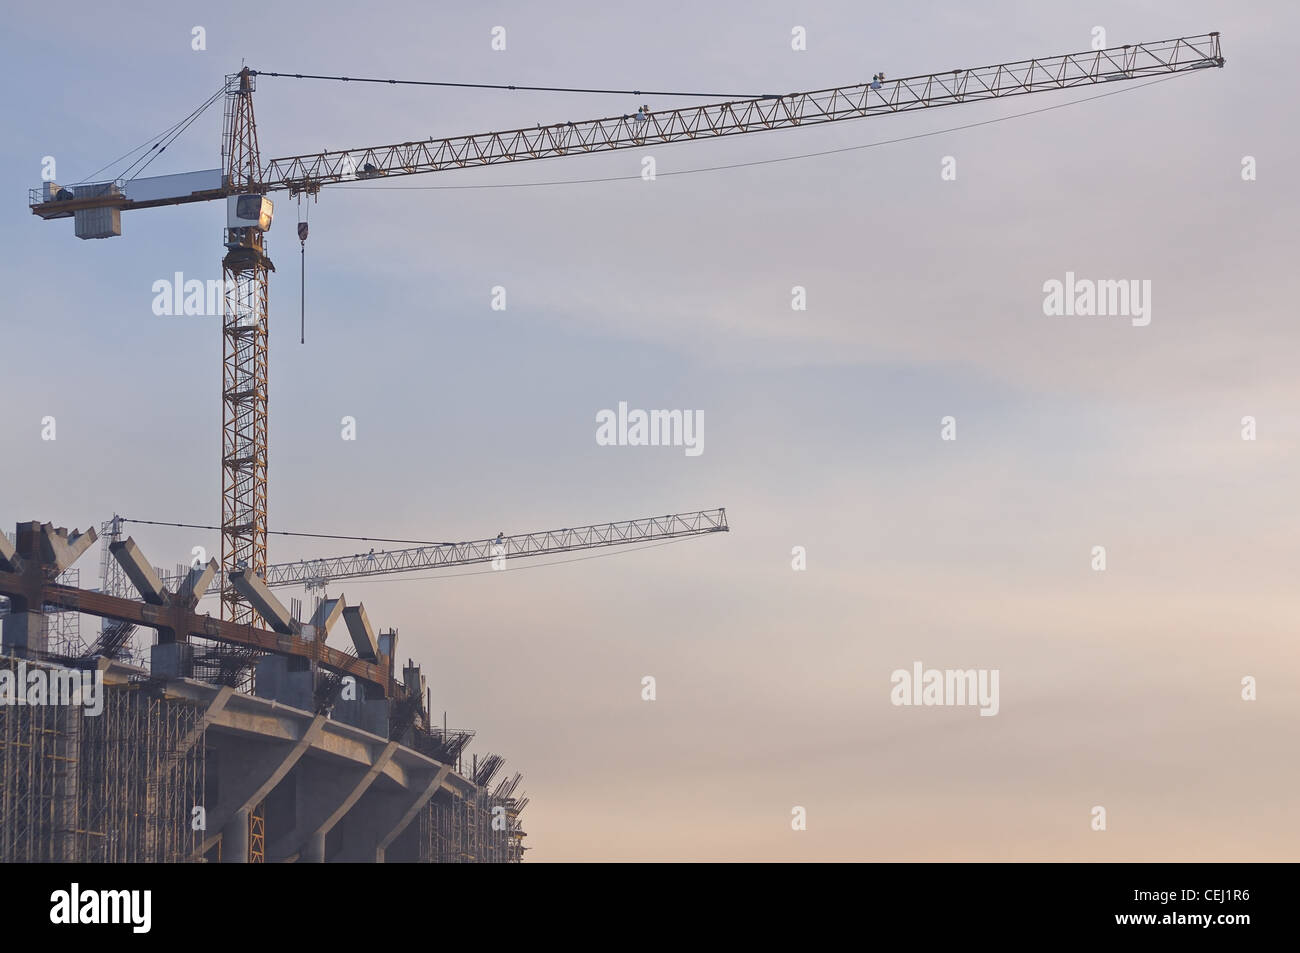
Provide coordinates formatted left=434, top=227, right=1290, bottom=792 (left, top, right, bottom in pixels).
left=3, top=1, right=1298, bottom=860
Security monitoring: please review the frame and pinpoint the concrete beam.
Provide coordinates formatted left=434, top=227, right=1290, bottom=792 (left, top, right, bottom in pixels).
left=268, top=740, right=398, bottom=862
left=110, top=537, right=169, bottom=605
left=39, top=523, right=97, bottom=573
left=343, top=603, right=379, bottom=661
left=229, top=570, right=295, bottom=634
left=182, top=685, right=233, bottom=753
left=177, top=558, right=218, bottom=609
left=312, top=740, right=399, bottom=843
left=376, top=764, right=450, bottom=859
left=0, top=532, right=18, bottom=572
left=333, top=763, right=447, bottom=863
left=0, top=568, right=394, bottom=694
left=309, top=596, right=346, bottom=640
left=199, top=714, right=328, bottom=856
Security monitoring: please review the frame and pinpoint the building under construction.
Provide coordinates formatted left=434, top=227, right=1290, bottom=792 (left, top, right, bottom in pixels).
left=0, top=510, right=728, bottom=862
left=0, top=520, right=527, bottom=863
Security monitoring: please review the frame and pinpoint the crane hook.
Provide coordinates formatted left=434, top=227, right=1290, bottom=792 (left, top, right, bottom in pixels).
left=297, top=219, right=308, bottom=344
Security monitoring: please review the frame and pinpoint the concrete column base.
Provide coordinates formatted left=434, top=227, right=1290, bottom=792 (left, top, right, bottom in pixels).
left=301, top=831, right=326, bottom=863
left=2, top=611, right=48, bottom=657
left=151, top=642, right=194, bottom=679
left=221, top=808, right=251, bottom=863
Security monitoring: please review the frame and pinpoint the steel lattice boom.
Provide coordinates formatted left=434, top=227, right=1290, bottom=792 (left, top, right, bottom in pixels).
left=28, top=32, right=1223, bottom=220
left=265, top=507, right=729, bottom=589
left=163, top=508, right=729, bottom=595
left=259, top=33, right=1222, bottom=194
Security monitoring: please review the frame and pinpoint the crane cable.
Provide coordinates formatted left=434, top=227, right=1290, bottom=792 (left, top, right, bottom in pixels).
left=297, top=197, right=309, bottom=344
left=128, top=85, right=226, bottom=180
left=117, top=515, right=718, bottom=548
left=118, top=517, right=454, bottom=546
left=251, top=69, right=777, bottom=100
left=86, top=84, right=225, bottom=185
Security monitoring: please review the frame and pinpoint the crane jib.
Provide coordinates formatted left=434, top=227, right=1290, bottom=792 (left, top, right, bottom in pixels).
left=29, top=33, right=1222, bottom=224
left=157, top=508, right=730, bottom=595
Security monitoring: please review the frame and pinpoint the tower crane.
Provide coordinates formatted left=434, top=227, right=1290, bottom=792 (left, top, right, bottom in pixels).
left=29, top=33, right=1224, bottom=626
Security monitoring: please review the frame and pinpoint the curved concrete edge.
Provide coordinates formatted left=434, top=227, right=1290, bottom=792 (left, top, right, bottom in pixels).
left=92, top=661, right=473, bottom=863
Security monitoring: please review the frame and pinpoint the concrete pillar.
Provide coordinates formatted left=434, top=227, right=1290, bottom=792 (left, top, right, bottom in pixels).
left=2, top=610, right=48, bottom=657
left=301, top=831, right=326, bottom=864
left=151, top=642, right=193, bottom=679
left=253, top=655, right=314, bottom=711
left=222, top=808, right=251, bottom=863
left=332, top=694, right=391, bottom=736
left=56, top=707, right=82, bottom=862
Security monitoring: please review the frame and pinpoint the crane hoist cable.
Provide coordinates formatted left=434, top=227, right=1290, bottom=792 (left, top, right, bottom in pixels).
left=296, top=197, right=310, bottom=344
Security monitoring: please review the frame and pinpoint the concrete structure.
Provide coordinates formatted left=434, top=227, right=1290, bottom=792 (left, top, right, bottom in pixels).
left=0, top=521, right=525, bottom=863
left=0, top=654, right=523, bottom=862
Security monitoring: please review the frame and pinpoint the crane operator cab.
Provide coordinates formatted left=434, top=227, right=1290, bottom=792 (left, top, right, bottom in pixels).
left=228, top=194, right=274, bottom=232
left=224, top=194, right=275, bottom=270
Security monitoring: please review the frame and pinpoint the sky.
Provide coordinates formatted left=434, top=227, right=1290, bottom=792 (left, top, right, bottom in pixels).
left=2, top=0, right=1298, bottom=861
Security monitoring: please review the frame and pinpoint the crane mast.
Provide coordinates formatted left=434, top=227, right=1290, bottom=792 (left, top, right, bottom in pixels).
left=219, top=68, right=273, bottom=626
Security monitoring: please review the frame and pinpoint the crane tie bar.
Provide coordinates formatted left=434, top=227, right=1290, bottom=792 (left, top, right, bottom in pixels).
left=249, top=69, right=779, bottom=100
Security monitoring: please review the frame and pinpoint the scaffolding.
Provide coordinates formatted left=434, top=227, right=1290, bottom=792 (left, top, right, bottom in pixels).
left=0, top=657, right=206, bottom=863
left=415, top=752, right=526, bottom=863
left=2, top=523, right=527, bottom=862
left=0, top=653, right=524, bottom=863
left=92, top=517, right=139, bottom=663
